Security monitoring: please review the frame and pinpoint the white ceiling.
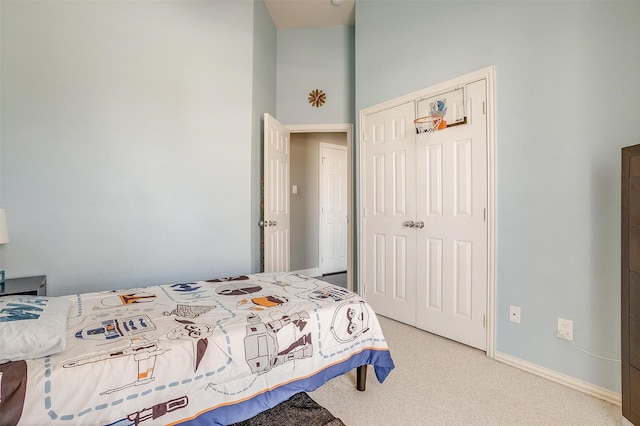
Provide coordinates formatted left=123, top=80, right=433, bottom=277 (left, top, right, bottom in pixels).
left=264, top=0, right=355, bottom=29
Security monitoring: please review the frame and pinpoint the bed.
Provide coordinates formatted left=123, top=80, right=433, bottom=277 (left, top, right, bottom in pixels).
left=0, top=272, right=394, bottom=425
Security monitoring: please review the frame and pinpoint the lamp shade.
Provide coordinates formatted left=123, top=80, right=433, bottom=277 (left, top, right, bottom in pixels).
left=0, top=208, right=8, bottom=244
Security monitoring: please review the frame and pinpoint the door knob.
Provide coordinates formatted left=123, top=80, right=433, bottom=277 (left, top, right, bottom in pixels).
left=415, top=221, right=424, bottom=229
left=404, top=220, right=415, bottom=228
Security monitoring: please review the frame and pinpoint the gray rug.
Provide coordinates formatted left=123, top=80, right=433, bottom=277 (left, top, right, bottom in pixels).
left=230, top=392, right=345, bottom=426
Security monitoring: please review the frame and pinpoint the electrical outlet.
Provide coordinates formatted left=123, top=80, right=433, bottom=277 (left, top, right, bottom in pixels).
left=509, top=305, right=521, bottom=323
left=557, top=318, right=573, bottom=341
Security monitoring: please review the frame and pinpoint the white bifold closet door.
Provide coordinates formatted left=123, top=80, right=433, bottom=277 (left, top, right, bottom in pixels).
left=363, top=80, right=488, bottom=351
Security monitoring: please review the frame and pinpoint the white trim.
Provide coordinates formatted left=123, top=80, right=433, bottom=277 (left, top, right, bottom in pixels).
left=360, top=67, right=495, bottom=116
left=485, top=67, right=497, bottom=359
left=358, top=65, right=497, bottom=358
left=285, top=123, right=354, bottom=293
left=287, top=123, right=352, bottom=134
left=291, top=267, right=322, bottom=279
left=495, top=352, right=621, bottom=406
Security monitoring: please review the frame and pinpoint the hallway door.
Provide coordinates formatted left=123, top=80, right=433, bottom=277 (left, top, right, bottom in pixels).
left=320, top=143, right=348, bottom=274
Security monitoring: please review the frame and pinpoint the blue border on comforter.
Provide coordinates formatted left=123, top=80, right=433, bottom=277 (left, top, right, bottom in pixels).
left=181, top=348, right=395, bottom=425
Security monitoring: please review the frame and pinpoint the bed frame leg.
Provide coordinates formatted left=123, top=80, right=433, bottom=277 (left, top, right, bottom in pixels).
left=356, top=365, right=367, bottom=391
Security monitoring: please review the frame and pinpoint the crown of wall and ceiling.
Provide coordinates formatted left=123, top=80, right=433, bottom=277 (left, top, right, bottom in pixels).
left=264, top=0, right=355, bottom=29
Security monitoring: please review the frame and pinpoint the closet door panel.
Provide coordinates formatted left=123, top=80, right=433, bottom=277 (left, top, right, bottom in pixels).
left=363, top=102, right=417, bottom=325
left=425, top=238, right=443, bottom=311
left=415, top=79, right=488, bottom=351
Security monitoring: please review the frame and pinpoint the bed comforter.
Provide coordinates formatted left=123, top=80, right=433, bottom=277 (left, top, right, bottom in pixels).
left=0, top=272, right=394, bottom=425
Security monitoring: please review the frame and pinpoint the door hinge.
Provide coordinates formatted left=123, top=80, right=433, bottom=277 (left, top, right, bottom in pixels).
left=483, top=208, right=487, bottom=222
left=483, top=314, right=487, bottom=328
left=483, top=101, right=486, bottom=115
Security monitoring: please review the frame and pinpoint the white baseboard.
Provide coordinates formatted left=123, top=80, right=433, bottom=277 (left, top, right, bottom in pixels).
left=291, top=268, right=321, bottom=278
left=494, top=352, right=621, bottom=406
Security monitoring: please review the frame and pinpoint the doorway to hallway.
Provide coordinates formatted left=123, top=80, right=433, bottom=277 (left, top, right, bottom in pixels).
left=288, top=125, right=353, bottom=291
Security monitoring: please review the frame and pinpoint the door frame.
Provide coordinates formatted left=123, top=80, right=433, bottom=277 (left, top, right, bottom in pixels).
left=319, top=142, right=348, bottom=275
left=358, top=66, right=496, bottom=357
left=286, top=123, right=354, bottom=292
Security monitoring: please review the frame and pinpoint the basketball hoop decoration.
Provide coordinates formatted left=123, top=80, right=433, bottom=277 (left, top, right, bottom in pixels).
left=414, top=115, right=443, bottom=134
left=414, top=98, right=447, bottom=134
left=308, top=89, right=326, bottom=108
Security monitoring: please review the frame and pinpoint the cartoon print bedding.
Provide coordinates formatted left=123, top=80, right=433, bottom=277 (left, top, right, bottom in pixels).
left=0, top=273, right=394, bottom=425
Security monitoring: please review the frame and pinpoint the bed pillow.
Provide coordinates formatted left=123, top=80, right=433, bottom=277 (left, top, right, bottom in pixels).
left=0, top=295, right=72, bottom=363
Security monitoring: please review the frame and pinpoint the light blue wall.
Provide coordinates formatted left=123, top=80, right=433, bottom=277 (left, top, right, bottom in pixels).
left=2, top=0, right=636, bottom=396
left=251, top=1, right=277, bottom=272
left=356, top=0, right=640, bottom=392
left=0, top=0, right=266, bottom=295
left=276, top=26, right=355, bottom=124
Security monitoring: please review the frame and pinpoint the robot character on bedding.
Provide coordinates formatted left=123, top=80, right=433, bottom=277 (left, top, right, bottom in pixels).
left=244, top=311, right=313, bottom=374
left=330, top=301, right=370, bottom=343
left=74, top=315, right=156, bottom=340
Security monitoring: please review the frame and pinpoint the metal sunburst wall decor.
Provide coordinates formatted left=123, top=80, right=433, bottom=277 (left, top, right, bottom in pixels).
left=308, top=89, right=326, bottom=108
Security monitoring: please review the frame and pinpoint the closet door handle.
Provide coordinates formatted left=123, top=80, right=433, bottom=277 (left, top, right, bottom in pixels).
left=415, top=221, right=424, bottom=229
left=404, top=220, right=415, bottom=228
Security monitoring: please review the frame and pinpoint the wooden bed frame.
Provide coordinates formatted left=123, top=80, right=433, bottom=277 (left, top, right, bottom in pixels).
left=356, top=365, right=367, bottom=391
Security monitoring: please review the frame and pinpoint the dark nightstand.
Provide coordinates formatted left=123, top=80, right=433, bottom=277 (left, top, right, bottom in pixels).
left=0, top=275, right=47, bottom=297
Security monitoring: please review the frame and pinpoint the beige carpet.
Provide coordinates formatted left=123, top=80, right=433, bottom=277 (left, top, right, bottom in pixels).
left=311, top=316, right=622, bottom=425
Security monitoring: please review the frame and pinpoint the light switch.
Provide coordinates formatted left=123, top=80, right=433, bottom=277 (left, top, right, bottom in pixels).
left=292, top=185, right=298, bottom=194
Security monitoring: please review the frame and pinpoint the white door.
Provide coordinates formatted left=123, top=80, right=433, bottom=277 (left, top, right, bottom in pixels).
left=362, top=102, right=417, bottom=325
left=415, top=79, right=488, bottom=350
left=319, top=143, right=348, bottom=274
left=263, top=113, right=290, bottom=273
left=361, top=79, right=489, bottom=351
